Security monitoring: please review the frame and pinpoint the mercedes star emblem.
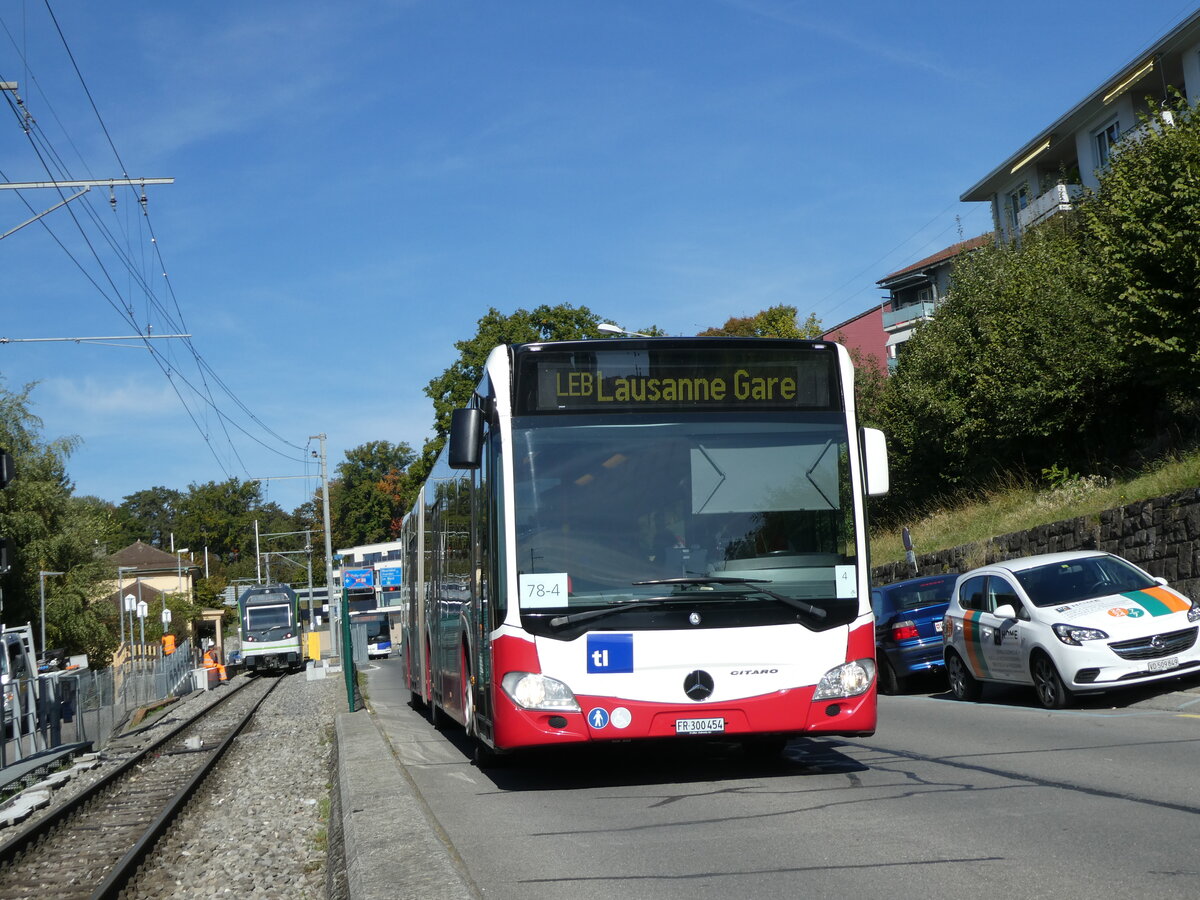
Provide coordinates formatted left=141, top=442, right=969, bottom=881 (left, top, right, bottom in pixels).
left=683, top=669, right=714, bottom=701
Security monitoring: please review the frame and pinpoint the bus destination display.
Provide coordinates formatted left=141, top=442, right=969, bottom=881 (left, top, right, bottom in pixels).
left=522, top=347, right=836, bottom=413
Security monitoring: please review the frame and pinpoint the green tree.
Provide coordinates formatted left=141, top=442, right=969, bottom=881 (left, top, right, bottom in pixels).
left=0, top=379, right=117, bottom=657
left=1080, top=96, right=1200, bottom=424
left=331, top=440, right=416, bottom=547
left=413, top=304, right=609, bottom=488
left=114, top=486, right=182, bottom=549
left=424, top=304, right=607, bottom=443
left=697, top=305, right=822, bottom=338
left=175, top=478, right=265, bottom=561
left=877, top=217, right=1125, bottom=511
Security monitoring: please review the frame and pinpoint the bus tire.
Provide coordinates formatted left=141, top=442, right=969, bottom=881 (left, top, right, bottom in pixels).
left=742, top=735, right=787, bottom=760
left=423, top=641, right=445, bottom=727
left=460, top=647, right=475, bottom=738
left=472, top=741, right=510, bottom=769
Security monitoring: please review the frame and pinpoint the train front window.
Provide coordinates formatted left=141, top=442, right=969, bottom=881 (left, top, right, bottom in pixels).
left=512, top=413, right=859, bottom=636
left=246, top=605, right=292, bottom=631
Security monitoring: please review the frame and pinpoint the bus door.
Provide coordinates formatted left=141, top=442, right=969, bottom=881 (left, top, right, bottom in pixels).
left=467, top=414, right=498, bottom=743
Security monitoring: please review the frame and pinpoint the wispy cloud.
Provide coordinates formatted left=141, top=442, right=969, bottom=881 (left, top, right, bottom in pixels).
left=717, top=0, right=972, bottom=83
left=43, top=371, right=183, bottom=421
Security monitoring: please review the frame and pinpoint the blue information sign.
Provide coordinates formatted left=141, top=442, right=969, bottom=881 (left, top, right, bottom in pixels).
left=343, top=568, right=373, bottom=590
left=379, top=567, right=402, bottom=587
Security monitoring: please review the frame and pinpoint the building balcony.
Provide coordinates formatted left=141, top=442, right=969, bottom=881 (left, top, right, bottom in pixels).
left=1018, top=182, right=1084, bottom=231
left=882, top=301, right=936, bottom=331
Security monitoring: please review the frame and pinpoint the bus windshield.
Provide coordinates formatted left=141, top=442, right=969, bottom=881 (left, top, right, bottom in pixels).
left=512, top=413, right=859, bottom=635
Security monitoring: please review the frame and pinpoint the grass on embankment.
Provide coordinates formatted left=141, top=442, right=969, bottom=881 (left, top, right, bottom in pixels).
left=869, top=450, right=1200, bottom=566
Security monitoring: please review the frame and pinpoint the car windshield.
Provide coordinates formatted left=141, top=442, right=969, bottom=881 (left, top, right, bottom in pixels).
left=878, top=578, right=954, bottom=613
left=512, top=413, right=861, bottom=635
left=1013, top=555, right=1158, bottom=608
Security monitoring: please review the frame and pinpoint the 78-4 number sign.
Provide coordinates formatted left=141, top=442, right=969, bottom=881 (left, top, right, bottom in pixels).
left=518, top=572, right=568, bottom=609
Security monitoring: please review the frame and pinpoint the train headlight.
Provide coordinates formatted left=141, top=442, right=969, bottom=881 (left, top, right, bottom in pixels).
left=813, top=659, right=876, bottom=700
left=500, top=672, right=580, bottom=712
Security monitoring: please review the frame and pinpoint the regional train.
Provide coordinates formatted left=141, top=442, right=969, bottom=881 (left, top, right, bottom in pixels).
left=237, top=584, right=304, bottom=672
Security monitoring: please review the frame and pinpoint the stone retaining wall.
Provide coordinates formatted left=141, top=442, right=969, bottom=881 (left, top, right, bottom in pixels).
left=871, top=487, right=1200, bottom=599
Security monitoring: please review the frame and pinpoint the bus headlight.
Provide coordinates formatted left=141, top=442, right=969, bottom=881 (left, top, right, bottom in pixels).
left=501, top=672, right=581, bottom=712
left=813, top=659, right=876, bottom=700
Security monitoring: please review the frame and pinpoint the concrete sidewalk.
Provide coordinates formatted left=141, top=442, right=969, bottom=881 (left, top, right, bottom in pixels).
left=335, top=660, right=478, bottom=900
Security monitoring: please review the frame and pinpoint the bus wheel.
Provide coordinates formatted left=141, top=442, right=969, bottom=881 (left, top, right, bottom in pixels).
left=742, top=735, right=787, bottom=761
left=426, top=644, right=448, bottom=729
left=460, top=647, right=475, bottom=738
left=407, top=653, right=426, bottom=710
left=472, top=741, right=510, bottom=769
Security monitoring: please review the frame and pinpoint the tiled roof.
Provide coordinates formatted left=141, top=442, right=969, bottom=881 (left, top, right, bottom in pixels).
left=103, top=580, right=167, bottom=606
left=105, top=540, right=199, bottom=573
left=878, top=233, right=993, bottom=284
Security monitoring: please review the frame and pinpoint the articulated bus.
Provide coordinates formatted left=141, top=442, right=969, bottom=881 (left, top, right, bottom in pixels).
left=398, top=337, right=888, bottom=762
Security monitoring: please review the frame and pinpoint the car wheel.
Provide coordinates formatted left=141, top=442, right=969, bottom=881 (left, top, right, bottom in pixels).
left=877, top=658, right=903, bottom=696
left=946, top=651, right=982, bottom=701
left=1031, top=653, right=1074, bottom=710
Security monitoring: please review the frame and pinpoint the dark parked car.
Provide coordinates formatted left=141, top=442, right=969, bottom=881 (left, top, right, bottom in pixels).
left=871, top=573, right=957, bottom=694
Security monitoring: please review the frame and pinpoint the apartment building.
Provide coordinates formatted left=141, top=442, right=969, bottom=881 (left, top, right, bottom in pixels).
left=961, top=9, right=1200, bottom=242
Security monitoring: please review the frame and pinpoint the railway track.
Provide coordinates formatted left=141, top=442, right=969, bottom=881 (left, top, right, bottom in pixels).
left=0, top=674, right=280, bottom=899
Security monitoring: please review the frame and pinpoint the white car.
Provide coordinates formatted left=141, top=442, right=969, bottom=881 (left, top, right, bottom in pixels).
left=942, top=551, right=1200, bottom=708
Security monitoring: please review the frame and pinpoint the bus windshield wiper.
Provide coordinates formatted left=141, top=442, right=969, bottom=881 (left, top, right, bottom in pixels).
left=633, top=576, right=827, bottom=620
left=547, top=598, right=681, bottom=629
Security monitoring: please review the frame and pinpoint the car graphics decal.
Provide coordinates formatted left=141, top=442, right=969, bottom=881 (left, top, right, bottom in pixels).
left=962, top=611, right=991, bottom=678
left=1120, top=587, right=1190, bottom=617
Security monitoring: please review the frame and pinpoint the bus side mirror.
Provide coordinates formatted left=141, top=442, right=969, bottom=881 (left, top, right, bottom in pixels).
left=862, top=427, right=889, bottom=496
left=449, top=408, right=483, bottom=469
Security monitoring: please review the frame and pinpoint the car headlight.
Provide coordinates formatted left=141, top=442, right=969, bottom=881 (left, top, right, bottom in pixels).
left=813, top=659, right=876, bottom=700
left=500, top=672, right=581, bottom=712
left=1188, top=604, right=1200, bottom=623
left=1052, top=623, right=1109, bottom=646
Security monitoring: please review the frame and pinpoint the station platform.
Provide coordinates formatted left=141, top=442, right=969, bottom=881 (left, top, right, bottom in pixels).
left=335, top=659, right=477, bottom=900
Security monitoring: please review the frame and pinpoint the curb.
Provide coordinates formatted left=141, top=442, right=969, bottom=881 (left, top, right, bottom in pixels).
left=335, top=711, right=476, bottom=900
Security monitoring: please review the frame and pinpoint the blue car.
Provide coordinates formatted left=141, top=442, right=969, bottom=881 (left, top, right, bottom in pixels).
left=871, top=573, right=957, bottom=694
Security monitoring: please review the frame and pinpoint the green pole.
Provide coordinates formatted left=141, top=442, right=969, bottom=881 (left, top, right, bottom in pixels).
left=342, top=608, right=355, bottom=712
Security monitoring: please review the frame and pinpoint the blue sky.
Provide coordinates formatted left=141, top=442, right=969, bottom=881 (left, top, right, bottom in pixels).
left=1, top=1, right=1194, bottom=513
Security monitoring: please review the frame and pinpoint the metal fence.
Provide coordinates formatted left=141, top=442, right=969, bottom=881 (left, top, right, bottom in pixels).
left=2, top=638, right=198, bottom=770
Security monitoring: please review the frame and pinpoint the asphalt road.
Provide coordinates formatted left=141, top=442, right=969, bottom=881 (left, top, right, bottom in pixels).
left=373, top=659, right=1200, bottom=900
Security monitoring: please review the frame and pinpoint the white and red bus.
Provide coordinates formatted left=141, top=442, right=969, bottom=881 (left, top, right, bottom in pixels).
left=398, top=337, right=888, bottom=762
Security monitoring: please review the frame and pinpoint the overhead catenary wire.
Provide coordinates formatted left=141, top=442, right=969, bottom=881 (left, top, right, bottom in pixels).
left=0, top=4, right=311, bottom=484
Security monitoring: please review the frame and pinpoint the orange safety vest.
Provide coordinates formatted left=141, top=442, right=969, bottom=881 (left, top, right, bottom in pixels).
left=203, top=649, right=229, bottom=681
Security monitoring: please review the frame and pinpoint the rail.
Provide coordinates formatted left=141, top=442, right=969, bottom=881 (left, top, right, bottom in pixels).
left=0, top=674, right=280, bottom=899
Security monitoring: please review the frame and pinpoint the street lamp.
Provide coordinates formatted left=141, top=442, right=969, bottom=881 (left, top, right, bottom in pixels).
left=116, top=565, right=137, bottom=646
left=38, top=570, right=64, bottom=659
left=597, top=323, right=650, bottom=337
